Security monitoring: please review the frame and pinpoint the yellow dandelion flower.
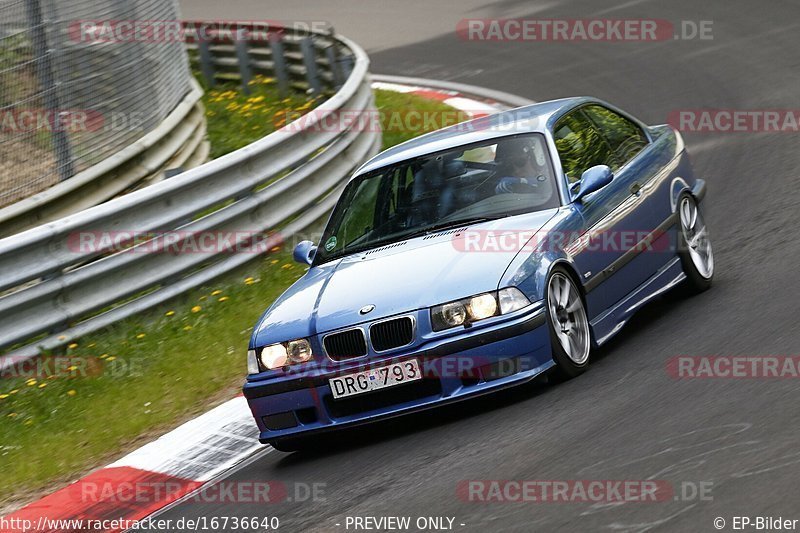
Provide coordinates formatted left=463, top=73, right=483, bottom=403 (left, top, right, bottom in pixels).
left=183, top=325, right=193, bottom=331
left=38, top=383, right=46, bottom=389
left=7, top=413, right=17, bottom=418
left=106, top=356, right=116, bottom=362
left=211, top=290, right=222, bottom=296
left=99, top=353, right=109, bottom=359
left=87, top=343, right=96, bottom=348
left=26, top=379, right=37, bottom=386
left=270, top=246, right=281, bottom=252
left=191, top=305, right=202, bottom=313
left=67, top=390, right=77, bottom=397
left=270, top=259, right=279, bottom=264
left=24, top=419, right=33, bottom=426
left=67, top=365, right=77, bottom=372
left=218, top=296, right=229, bottom=302
left=0, top=394, right=8, bottom=399
left=10, top=389, right=18, bottom=394
left=67, top=342, right=79, bottom=349
left=165, top=310, right=175, bottom=317
left=199, top=295, right=207, bottom=301
left=244, top=277, right=254, bottom=283
left=136, top=333, right=146, bottom=339
left=282, top=264, right=292, bottom=269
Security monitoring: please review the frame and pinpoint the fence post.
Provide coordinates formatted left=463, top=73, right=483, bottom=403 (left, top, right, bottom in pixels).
left=268, top=34, right=290, bottom=96
left=300, top=36, right=323, bottom=95
left=234, top=38, right=253, bottom=93
left=324, top=27, right=343, bottom=89
left=197, top=40, right=216, bottom=88
left=25, top=0, right=74, bottom=182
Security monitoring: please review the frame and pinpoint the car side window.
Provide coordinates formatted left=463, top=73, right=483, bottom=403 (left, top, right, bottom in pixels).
left=582, top=105, right=649, bottom=166
left=553, top=110, right=619, bottom=183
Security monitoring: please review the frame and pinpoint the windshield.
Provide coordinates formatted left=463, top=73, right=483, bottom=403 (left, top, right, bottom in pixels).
left=314, top=133, right=559, bottom=265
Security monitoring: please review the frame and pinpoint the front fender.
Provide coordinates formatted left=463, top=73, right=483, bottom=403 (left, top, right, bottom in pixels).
left=498, top=206, right=587, bottom=302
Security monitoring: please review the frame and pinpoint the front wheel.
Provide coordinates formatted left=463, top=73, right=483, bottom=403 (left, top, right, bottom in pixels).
left=677, top=194, right=714, bottom=293
left=546, top=268, right=591, bottom=380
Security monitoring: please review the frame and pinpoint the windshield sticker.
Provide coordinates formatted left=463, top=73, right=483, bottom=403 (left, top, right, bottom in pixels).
left=324, top=236, right=338, bottom=252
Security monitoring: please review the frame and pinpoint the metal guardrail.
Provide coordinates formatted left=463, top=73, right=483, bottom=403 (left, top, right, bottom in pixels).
left=0, top=25, right=380, bottom=365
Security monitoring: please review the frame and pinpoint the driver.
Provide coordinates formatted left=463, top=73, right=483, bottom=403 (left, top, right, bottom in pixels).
left=494, top=137, right=546, bottom=194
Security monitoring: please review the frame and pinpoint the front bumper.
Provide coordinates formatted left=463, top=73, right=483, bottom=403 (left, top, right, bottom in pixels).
left=243, top=305, right=553, bottom=443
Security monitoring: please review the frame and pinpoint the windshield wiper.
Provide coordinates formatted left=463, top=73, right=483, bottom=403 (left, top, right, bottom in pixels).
left=320, top=216, right=502, bottom=264
left=402, top=216, right=502, bottom=239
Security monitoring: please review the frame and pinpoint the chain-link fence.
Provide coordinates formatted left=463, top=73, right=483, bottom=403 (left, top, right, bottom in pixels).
left=0, top=0, right=192, bottom=208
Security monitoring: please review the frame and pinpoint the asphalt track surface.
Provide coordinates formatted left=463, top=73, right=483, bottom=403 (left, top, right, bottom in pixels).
left=162, top=1, right=800, bottom=531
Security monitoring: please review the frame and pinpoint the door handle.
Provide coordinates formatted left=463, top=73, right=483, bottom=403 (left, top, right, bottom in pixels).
left=630, top=182, right=642, bottom=196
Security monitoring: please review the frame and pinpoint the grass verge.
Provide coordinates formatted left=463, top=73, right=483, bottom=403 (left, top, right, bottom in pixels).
left=0, top=87, right=463, bottom=508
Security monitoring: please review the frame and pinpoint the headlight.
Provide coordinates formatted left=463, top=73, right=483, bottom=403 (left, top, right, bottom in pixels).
left=260, top=344, right=288, bottom=370
left=255, top=339, right=314, bottom=371
left=468, top=293, right=498, bottom=320
left=286, top=339, right=313, bottom=363
left=431, top=288, right=530, bottom=331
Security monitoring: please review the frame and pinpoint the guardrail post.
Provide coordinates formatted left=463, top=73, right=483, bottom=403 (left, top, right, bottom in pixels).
left=26, top=0, right=74, bottom=182
left=339, top=54, right=355, bottom=81
left=324, top=27, right=343, bottom=88
left=197, top=40, right=216, bottom=88
left=234, top=39, right=253, bottom=94
left=300, top=36, right=323, bottom=95
left=268, top=35, right=290, bottom=97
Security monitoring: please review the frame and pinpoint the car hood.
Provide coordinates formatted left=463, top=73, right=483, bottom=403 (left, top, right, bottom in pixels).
left=252, top=209, right=557, bottom=346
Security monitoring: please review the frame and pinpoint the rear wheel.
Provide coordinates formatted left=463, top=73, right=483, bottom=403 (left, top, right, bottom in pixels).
left=677, top=194, right=714, bottom=293
left=546, top=268, right=591, bottom=380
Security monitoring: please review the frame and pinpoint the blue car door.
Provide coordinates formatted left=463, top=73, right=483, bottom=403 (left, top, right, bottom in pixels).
left=552, top=105, right=664, bottom=320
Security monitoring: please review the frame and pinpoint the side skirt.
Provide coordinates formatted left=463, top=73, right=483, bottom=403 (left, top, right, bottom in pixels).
left=589, top=257, right=686, bottom=347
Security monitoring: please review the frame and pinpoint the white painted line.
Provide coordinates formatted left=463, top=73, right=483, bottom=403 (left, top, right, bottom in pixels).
left=109, top=396, right=261, bottom=481
left=444, top=97, right=500, bottom=115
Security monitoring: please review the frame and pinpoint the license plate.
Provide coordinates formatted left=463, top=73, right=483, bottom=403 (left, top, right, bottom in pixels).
left=329, top=359, right=422, bottom=399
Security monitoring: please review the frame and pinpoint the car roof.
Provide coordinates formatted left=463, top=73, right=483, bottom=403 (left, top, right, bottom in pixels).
left=354, top=96, right=597, bottom=176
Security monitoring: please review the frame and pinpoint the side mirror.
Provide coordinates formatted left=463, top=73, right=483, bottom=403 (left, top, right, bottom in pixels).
left=572, top=165, right=614, bottom=203
left=293, top=240, right=317, bottom=266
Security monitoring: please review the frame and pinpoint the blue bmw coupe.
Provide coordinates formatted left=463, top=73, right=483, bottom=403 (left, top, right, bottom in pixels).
left=244, top=97, right=713, bottom=451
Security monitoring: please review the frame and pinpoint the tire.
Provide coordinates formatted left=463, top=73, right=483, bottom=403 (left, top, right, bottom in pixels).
left=676, top=193, right=714, bottom=294
left=545, top=267, right=591, bottom=381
